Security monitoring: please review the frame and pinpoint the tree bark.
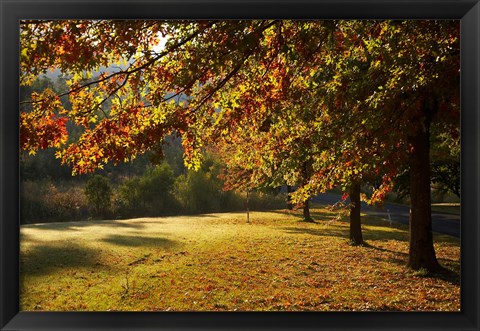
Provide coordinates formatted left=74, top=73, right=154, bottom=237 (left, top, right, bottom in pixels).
left=407, top=115, right=441, bottom=271
left=300, top=161, right=313, bottom=222
left=246, top=190, right=250, bottom=223
left=349, top=181, right=363, bottom=245
left=286, top=185, right=294, bottom=210
left=303, top=198, right=313, bottom=222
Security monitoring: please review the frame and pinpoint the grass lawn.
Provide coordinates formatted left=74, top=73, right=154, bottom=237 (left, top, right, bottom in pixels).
left=20, top=207, right=460, bottom=311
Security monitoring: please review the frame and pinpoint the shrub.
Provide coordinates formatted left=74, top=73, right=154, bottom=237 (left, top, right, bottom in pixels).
left=174, top=157, right=248, bottom=214
left=117, top=177, right=143, bottom=217
left=48, top=184, right=88, bottom=220
left=140, top=163, right=176, bottom=214
left=21, top=180, right=88, bottom=224
left=175, top=170, right=221, bottom=214
left=20, top=180, right=51, bottom=224
left=84, top=175, right=112, bottom=218
left=113, top=158, right=288, bottom=218
left=117, top=163, right=177, bottom=217
left=243, top=191, right=286, bottom=211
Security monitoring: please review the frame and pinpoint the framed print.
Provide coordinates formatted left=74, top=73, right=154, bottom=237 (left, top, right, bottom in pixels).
left=1, top=0, right=479, bottom=330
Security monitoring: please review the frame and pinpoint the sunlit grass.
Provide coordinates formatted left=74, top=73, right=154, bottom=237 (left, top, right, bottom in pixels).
left=20, top=207, right=460, bottom=311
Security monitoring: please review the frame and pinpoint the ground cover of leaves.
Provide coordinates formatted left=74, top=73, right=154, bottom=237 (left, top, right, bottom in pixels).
left=20, top=207, right=460, bottom=311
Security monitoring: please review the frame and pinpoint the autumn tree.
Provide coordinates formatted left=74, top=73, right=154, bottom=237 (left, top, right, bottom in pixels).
left=216, top=109, right=318, bottom=222
left=208, top=22, right=374, bottom=230
left=354, top=21, right=459, bottom=270
left=210, top=21, right=400, bottom=243
left=275, top=20, right=459, bottom=259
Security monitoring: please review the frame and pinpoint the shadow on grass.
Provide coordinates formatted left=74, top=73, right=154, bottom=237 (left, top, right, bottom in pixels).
left=24, top=219, right=149, bottom=231
left=269, top=209, right=339, bottom=221
left=279, top=222, right=411, bottom=243
left=357, top=242, right=460, bottom=285
left=280, top=213, right=457, bottom=245
left=279, top=220, right=460, bottom=284
left=432, top=265, right=461, bottom=286
left=20, top=243, right=99, bottom=276
left=279, top=226, right=348, bottom=239
left=101, top=234, right=178, bottom=248
left=360, top=242, right=409, bottom=265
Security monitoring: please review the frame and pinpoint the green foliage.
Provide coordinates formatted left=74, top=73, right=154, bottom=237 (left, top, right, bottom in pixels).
left=140, top=163, right=177, bottom=214
left=174, top=157, right=285, bottom=214
left=175, top=171, right=216, bottom=214
left=431, top=160, right=460, bottom=199
left=430, top=126, right=460, bottom=199
left=117, top=177, right=143, bottom=215
left=84, top=175, right=112, bottom=217
left=243, top=191, right=286, bottom=211
left=21, top=152, right=285, bottom=222
left=175, top=158, right=233, bottom=214
left=117, top=162, right=177, bottom=217
left=162, top=135, right=186, bottom=176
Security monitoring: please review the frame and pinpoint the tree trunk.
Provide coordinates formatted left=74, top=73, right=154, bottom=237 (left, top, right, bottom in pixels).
left=407, top=116, right=441, bottom=271
left=286, top=185, right=294, bottom=210
left=303, top=199, right=313, bottom=222
left=300, top=161, right=313, bottom=222
left=349, top=181, right=363, bottom=245
left=246, top=190, right=250, bottom=223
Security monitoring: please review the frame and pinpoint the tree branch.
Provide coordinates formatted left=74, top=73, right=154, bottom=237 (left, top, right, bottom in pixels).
left=20, top=22, right=216, bottom=105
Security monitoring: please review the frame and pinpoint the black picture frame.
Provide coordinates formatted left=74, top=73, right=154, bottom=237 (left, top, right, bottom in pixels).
left=1, top=1, right=479, bottom=330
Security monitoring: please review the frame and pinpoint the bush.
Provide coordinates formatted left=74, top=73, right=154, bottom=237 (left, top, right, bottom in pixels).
left=175, top=170, right=221, bottom=214
left=244, top=191, right=286, bottom=211
left=85, top=175, right=112, bottom=218
left=140, top=163, right=176, bottom=213
left=173, top=157, right=287, bottom=215
left=21, top=180, right=88, bottom=224
left=117, top=177, right=143, bottom=216
left=117, top=163, right=177, bottom=217
left=174, top=158, right=245, bottom=214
